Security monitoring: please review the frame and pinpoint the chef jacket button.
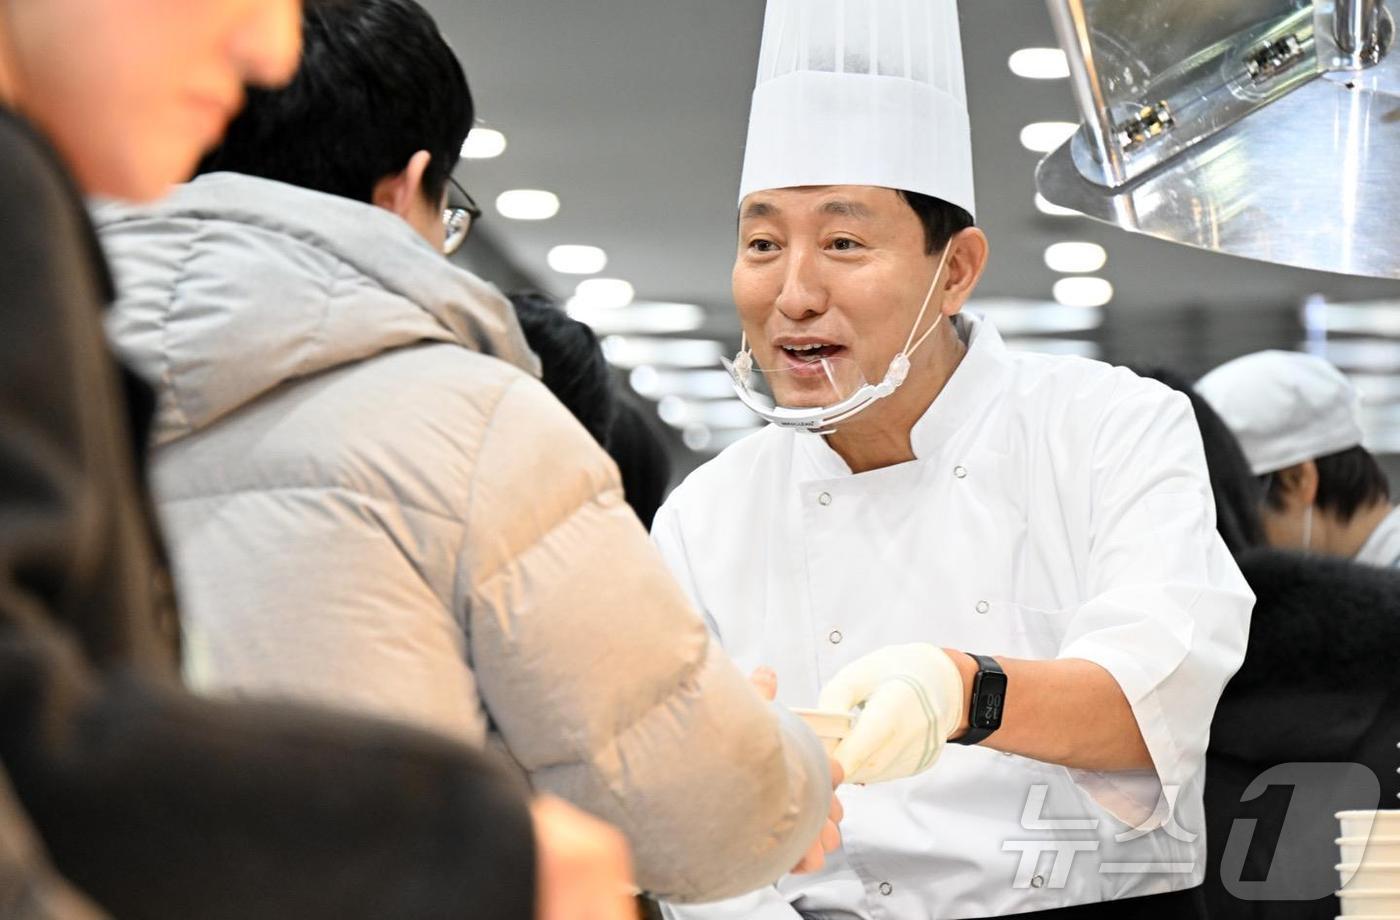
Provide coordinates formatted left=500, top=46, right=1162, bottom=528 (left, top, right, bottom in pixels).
left=953, top=465, right=968, bottom=479
left=878, top=882, right=893, bottom=896
left=1031, top=875, right=1046, bottom=889
left=829, top=630, right=843, bottom=645
left=818, top=492, right=833, bottom=506
left=975, top=600, right=990, bottom=614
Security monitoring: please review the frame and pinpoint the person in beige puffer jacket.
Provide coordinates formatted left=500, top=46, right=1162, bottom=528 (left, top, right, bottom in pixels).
left=98, top=166, right=833, bottom=904
left=94, top=0, right=834, bottom=904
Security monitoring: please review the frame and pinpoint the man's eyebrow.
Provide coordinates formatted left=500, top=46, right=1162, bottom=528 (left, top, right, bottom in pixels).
left=741, top=201, right=778, bottom=220
left=820, top=199, right=873, bottom=219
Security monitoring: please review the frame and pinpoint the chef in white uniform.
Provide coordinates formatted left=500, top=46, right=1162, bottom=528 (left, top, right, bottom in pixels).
left=1198, top=350, right=1400, bottom=568
left=654, top=2, right=1253, bottom=917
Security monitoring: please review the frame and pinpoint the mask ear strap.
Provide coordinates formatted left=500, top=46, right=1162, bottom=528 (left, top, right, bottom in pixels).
left=901, top=243, right=956, bottom=360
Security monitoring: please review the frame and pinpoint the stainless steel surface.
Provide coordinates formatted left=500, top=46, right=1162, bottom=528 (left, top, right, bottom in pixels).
left=1336, top=0, right=1389, bottom=65
left=1047, top=0, right=1318, bottom=188
left=1037, top=51, right=1400, bottom=279
left=1047, top=0, right=1127, bottom=186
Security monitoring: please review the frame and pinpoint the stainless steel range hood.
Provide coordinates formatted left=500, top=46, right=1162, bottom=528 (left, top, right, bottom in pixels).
left=1035, top=0, right=1400, bottom=279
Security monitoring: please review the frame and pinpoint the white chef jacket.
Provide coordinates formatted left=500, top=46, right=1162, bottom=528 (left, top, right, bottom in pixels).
left=654, top=315, right=1253, bottom=919
left=1355, top=505, right=1400, bottom=568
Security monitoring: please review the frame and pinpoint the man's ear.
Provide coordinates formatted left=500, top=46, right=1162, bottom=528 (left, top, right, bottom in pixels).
left=940, top=227, right=989, bottom=318
left=371, top=150, right=434, bottom=220
left=1276, top=460, right=1320, bottom=509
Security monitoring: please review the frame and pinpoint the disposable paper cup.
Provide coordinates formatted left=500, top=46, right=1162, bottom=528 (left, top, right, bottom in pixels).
left=1337, top=862, right=1400, bottom=891
left=791, top=708, right=854, bottom=757
left=1339, top=811, right=1400, bottom=842
left=1338, top=838, right=1400, bottom=869
left=1336, top=888, right=1400, bottom=915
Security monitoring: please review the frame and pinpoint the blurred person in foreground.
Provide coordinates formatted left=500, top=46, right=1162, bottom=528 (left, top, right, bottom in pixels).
left=509, top=291, right=673, bottom=528
left=1198, top=350, right=1400, bottom=566
left=0, top=0, right=639, bottom=917
left=98, top=0, right=836, bottom=904
left=1146, top=368, right=1400, bottom=920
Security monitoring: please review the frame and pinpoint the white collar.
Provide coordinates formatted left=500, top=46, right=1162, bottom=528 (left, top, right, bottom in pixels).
left=794, top=312, right=1011, bottom=477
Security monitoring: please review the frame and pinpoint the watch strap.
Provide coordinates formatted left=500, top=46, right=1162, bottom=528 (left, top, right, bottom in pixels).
left=952, top=653, right=1006, bottom=746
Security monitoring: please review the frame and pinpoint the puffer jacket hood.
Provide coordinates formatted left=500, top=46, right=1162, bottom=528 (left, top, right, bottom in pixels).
left=96, top=172, right=539, bottom=445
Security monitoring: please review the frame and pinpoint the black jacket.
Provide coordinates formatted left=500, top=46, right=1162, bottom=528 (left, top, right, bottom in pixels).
left=0, top=107, right=535, bottom=919
left=1204, top=548, right=1400, bottom=920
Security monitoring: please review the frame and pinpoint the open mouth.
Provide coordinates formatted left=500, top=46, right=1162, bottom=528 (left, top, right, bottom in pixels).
left=779, top=342, right=846, bottom=363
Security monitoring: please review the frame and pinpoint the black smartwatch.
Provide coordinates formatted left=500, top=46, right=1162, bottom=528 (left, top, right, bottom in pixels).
left=952, top=654, right=1006, bottom=746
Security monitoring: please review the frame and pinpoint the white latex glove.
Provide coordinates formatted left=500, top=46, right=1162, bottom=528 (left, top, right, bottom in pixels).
left=817, top=644, right=966, bottom=785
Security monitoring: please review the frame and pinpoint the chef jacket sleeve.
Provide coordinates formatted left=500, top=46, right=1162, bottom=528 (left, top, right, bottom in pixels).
left=1054, top=378, right=1253, bottom=829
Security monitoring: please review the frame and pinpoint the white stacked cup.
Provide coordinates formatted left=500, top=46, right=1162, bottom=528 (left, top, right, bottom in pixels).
left=1335, top=809, right=1400, bottom=917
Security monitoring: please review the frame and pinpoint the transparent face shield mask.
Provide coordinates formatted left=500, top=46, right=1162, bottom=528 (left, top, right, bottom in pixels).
left=724, top=244, right=954, bottom=434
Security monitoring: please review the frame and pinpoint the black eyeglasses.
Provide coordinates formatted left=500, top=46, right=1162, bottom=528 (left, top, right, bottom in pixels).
left=443, top=176, right=482, bottom=256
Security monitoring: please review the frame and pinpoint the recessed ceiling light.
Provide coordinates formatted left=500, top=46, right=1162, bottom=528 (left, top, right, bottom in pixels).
left=628, top=367, right=733, bottom=400
left=969, top=298, right=1103, bottom=334
left=570, top=301, right=705, bottom=335
left=1044, top=242, right=1107, bottom=274
left=1053, top=277, right=1114, bottom=308
left=1008, top=48, right=1070, bottom=80
left=600, top=336, right=725, bottom=369
left=461, top=128, right=507, bottom=159
left=1020, top=121, right=1078, bottom=154
left=1035, top=193, right=1080, bottom=217
left=496, top=189, right=559, bottom=220
left=571, top=278, right=635, bottom=310
left=547, top=244, right=606, bottom=274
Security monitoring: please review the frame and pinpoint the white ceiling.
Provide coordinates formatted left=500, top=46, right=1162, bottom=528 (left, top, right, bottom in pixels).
left=430, top=0, right=1400, bottom=327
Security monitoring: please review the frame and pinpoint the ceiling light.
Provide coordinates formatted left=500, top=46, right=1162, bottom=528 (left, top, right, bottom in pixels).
left=1020, top=121, right=1078, bottom=154
left=683, top=425, right=713, bottom=452
left=461, top=128, right=507, bottom=159
left=571, top=278, right=635, bottom=310
left=969, top=298, right=1103, bottom=334
left=1044, top=242, right=1107, bottom=274
left=1008, top=48, right=1070, bottom=80
left=600, top=336, right=725, bottom=369
left=569, top=301, right=705, bottom=335
left=656, top=397, right=759, bottom=430
left=496, top=189, right=559, bottom=220
left=1035, top=193, right=1080, bottom=217
left=547, top=245, right=606, bottom=274
left=628, top=367, right=733, bottom=400
left=1052, top=277, right=1114, bottom=308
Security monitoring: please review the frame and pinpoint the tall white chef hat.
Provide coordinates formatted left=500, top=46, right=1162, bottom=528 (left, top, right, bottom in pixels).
left=1196, top=350, right=1366, bottom=476
left=738, top=0, right=976, bottom=217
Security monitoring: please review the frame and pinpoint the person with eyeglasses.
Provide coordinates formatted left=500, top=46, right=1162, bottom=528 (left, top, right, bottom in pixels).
left=97, top=0, right=841, bottom=908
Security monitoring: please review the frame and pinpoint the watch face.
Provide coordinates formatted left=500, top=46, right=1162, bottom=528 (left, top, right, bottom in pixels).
left=972, top=672, right=1008, bottom=729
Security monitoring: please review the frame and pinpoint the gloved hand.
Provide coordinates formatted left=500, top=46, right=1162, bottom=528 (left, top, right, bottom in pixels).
left=817, top=644, right=966, bottom=785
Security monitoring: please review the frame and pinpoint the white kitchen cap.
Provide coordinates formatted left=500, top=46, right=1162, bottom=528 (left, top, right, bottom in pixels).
left=1196, top=350, right=1366, bottom=476
left=738, top=0, right=976, bottom=217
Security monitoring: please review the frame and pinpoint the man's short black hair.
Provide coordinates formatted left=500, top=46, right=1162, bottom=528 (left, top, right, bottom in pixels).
left=1262, top=445, right=1391, bottom=523
left=197, top=0, right=472, bottom=205
left=897, top=190, right=975, bottom=254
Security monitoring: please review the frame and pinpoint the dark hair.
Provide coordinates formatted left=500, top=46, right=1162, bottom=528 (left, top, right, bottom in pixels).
left=197, top=0, right=472, bottom=205
left=607, top=403, right=673, bottom=530
left=1262, top=445, right=1390, bottom=524
left=508, top=292, right=617, bottom=449
left=1137, top=367, right=1266, bottom=555
left=897, top=190, right=975, bottom=254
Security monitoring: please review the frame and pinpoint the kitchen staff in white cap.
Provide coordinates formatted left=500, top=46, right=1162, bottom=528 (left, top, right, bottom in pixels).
left=654, top=1, right=1253, bottom=917
left=1198, top=350, right=1400, bottom=567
